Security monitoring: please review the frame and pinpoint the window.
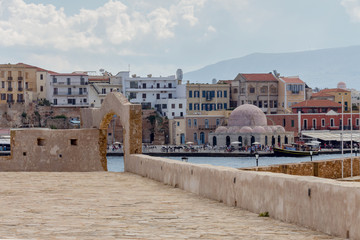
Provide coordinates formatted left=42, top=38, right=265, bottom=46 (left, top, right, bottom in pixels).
left=168, top=83, right=172, bottom=88
left=330, top=118, right=334, bottom=127
left=217, top=91, right=222, bottom=98
left=129, top=92, right=136, bottom=99
left=357, top=118, right=360, bottom=126
left=68, top=88, right=72, bottom=95
left=40, top=86, right=43, bottom=92
left=37, top=138, right=45, bottom=146
left=224, top=90, right=227, bottom=98
left=70, top=139, right=78, bottom=146
left=321, top=119, right=325, bottom=127
left=180, top=112, right=183, bottom=116
left=171, top=104, right=175, bottom=109
left=156, top=94, right=160, bottom=99
left=249, top=88, right=255, bottom=93
left=188, top=119, right=191, bottom=127
left=142, top=93, right=146, bottom=99
left=142, top=83, right=146, bottom=89
left=258, top=101, right=262, bottom=108
left=217, top=103, right=222, bottom=109
left=205, top=119, right=209, bottom=128
left=168, top=93, right=172, bottom=99
left=264, top=101, right=268, bottom=108
left=67, top=78, right=71, bottom=85
left=53, top=99, right=57, bottom=105
left=53, top=88, right=58, bottom=95
left=283, top=119, right=286, bottom=127
left=194, top=103, right=199, bottom=110
left=194, top=119, right=197, bottom=127
left=53, top=77, right=57, bottom=83
left=1, top=81, right=4, bottom=88
left=194, top=91, right=200, bottom=98
left=68, top=99, right=76, bottom=105
left=193, top=133, right=198, bottom=143
left=291, top=120, right=294, bottom=127
left=312, top=119, right=316, bottom=129
left=162, top=104, right=167, bottom=109
left=1, top=94, right=5, bottom=100
left=79, top=88, right=83, bottom=95
left=224, top=103, right=227, bottom=109
left=189, top=103, right=193, bottom=110
left=189, top=90, right=193, bottom=98
left=177, top=122, right=180, bottom=126
left=172, top=112, right=175, bottom=116
left=179, top=104, right=183, bottom=108
left=216, top=119, right=220, bottom=126
left=80, top=78, right=85, bottom=85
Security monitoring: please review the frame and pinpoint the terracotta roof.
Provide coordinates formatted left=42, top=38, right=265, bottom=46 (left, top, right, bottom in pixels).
left=51, top=73, right=88, bottom=76
left=318, top=88, right=350, bottom=93
left=239, top=73, right=277, bottom=82
left=280, top=77, right=304, bottom=84
left=17, top=63, right=58, bottom=74
left=311, top=92, right=333, bottom=97
left=291, top=100, right=342, bottom=108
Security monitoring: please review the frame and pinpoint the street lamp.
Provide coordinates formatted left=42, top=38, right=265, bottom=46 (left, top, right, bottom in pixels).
left=310, top=150, right=313, bottom=162
left=255, top=152, right=259, bottom=167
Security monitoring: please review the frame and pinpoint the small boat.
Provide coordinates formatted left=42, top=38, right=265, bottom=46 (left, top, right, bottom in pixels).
left=273, top=143, right=319, bottom=157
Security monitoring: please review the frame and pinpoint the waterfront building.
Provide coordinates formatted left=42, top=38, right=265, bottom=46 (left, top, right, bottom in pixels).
left=0, top=63, right=55, bottom=104
left=209, top=104, right=293, bottom=147
left=47, top=73, right=89, bottom=107
left=234, top=73, right=279, bottom=114
left=277, top=76, right=307, bottom=114
left=290, top=100, right=342, bottom=114
left=186, top=82, right=230, bottom=115
left=186, top=114, right=226, bottom=145
left=169, top=117, right=186, bottom=145
left=311, top=88, right=351, bottom=112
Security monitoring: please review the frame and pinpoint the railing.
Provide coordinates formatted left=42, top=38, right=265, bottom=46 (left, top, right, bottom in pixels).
left=18, top=88, right=23, bottom=91
left=6, top=100, right=14, bottom=103
left=18, top=77, right=23, bottom=80
left=302, top=125, right=356, bottom=131
left=17, top=99, right=25, bottom=103
left=7, top=77, right=12, bottom=80
left=8, top=87, right=12, bottom=91
left=198, top=125, right=217, bottom=130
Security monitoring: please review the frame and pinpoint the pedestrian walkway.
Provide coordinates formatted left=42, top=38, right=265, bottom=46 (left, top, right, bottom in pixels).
left=0, top=172, right=342, bottom=239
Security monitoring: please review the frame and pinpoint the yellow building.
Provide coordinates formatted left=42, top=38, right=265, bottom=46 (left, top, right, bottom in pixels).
left=278, top=76, right=306, bottom=114
left=313, top=88, right=351, bottom=112
left=0, top=63, right=54, bottom=104
left=168, top=117, right=186, bottom=145
left=186, top=82, right=230, bottom=115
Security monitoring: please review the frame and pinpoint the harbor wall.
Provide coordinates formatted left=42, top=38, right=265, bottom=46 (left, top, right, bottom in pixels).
left=126, top=154, right=360, bottom=239
left=245, top=157, right=360, bottom=179
left=0, top=128, right=106, bottom=171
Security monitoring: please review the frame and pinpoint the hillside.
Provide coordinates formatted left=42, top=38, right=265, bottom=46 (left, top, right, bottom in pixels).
left=184, top=46, right=360, bottom=90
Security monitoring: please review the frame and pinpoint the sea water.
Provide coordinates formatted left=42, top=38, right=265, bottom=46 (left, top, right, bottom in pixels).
left=107, top=153, right=354, bottom=172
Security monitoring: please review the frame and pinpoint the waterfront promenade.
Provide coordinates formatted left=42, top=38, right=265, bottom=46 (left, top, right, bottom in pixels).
left=0, top=172, right=341, bottom=239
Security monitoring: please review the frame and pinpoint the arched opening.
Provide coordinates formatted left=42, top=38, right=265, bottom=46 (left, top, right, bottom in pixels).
left=238, top=136, right=242, bottom=147
left=285, top=136, right=288, bottom=144
left=200, top=132, right=205, bottom=144
left=180, top=134, right=185, bottom=144
left=272, top=136, right=275, bottom=146
left=150, top=133, right=154, bottom=143
left=212, top=136, right=217, bottom=146
left=194, top=133, right=198, bottom=144
left=278, top=135, right=281, bottom=146
left=265, top=136, right=268, bottom=146
left=251, top=136, right=255, bottom=145
left=226, top=136, right=230, bottom=146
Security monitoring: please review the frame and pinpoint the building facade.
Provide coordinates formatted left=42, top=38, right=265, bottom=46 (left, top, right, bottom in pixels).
left=47, top=73, right=89, bottom=107
left=277, top=76, right=306, bottom=114
left=234, top=73, right=279, bottom=114
left=186, top=83, right=230, bottom=115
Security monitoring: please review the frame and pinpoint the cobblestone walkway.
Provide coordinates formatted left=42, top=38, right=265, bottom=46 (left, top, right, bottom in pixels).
left=0, top=172, right=342, bottom=239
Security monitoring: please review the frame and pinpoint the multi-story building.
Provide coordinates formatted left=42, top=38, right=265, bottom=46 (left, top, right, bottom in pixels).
left=234, top=73, right=279, bottom=114
left=169, top=117, right=186, bottom=145
left=120, top=70, right=185, bottom=119
left=47, top=73, right=89, bottom=107
left=186, top=82, right=230, bottom=115
left=185, top=114, right=226, bottom=145
left=311, top=88, right=351, bottom=112
left=291, top=100, right=342, bottom=114
left=277, top=76, right=306, bottom=114
left=0, top=63, right=54, bottom=104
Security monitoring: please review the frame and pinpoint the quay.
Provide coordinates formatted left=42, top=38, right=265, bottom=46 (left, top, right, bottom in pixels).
left=0, top=172, right=341, bottom=239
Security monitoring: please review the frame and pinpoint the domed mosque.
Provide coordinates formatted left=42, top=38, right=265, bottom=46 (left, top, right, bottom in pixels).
left=208, top=104, right=294, bottom=147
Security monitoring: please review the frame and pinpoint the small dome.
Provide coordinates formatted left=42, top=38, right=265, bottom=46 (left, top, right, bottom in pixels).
left=228, top=104, right=267, bottom=127
left=337, top=82, right=346, bottom=89
left=275, top=125, right=286, bottom=133
left=239, top=126, right=253, bottom=133
left=263, top=126, right=274, bottom=133
left=227, top=126, right=241, bottom=133
left=252, top=126, right=266, bottom=134
left=215, top=126, right=228, bottom=133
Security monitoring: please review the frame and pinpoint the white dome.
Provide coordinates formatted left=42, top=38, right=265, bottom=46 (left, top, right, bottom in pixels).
left=228, top=104, right=267, bottom=127
left=227, top=126, right=241, bottom=133
left=239, top=126, right=253, bottom=133
left=252, top=126, right=266, bottom=134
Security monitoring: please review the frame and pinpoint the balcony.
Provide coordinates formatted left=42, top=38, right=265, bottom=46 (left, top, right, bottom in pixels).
left=7, top=77, right=13, bottom=81
left=18, top=88, right=23, bottom=91
left=18, top=77, right=23, bottom=80
left=198, top=125, right=217, bottom=130
left=17, top=99, right=25, bottom=103
left=6, top=100, right=14, bottom=103
left=8, top=87, right=13, bottom=92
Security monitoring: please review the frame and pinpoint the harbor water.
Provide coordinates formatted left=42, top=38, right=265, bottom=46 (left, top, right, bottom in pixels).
left=107, top=152, right=355, bottom=172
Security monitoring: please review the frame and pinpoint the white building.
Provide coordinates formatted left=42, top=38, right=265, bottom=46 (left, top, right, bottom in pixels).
left=88, top=73, right=122, bottom=108
left=47, top=73, right=89, bottom=107
left=120, top=70, right=186, bottom=119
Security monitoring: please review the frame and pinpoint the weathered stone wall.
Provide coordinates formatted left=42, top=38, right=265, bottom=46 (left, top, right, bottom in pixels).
left=245, top=157, right=360, bottom=179
left=0, top=128, right=105, bottom=171
left=125, top=154, right=360, bottom=239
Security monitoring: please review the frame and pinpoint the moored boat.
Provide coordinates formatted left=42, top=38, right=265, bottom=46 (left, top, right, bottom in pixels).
left=273, top=147, right=319, bottom=157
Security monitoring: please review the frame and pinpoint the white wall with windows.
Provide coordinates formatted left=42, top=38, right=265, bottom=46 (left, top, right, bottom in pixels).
left=47, top=73, right=89, bottom=107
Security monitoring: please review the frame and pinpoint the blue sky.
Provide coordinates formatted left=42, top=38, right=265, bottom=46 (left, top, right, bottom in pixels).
left=1, top=0, right=360, bottom=78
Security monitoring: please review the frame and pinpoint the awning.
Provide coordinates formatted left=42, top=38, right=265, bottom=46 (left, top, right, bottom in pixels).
left=302, top=130, right=360, bottom=142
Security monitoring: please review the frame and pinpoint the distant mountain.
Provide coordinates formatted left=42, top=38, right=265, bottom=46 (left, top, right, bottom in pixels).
left=184, top=46, right=360, bottom=90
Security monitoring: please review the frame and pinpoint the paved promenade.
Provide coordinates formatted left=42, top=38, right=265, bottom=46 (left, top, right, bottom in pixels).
left=0, top=172, right=342, bottom=239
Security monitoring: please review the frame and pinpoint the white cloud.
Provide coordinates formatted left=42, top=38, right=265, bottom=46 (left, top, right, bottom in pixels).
left=0, top=0, right=207, bottom=51
left=207, top=25, right=216, bottom=33
left=341, top=0, right=360, bottom=22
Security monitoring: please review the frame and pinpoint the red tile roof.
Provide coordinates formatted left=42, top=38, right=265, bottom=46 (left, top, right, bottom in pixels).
left=51, top=73, right=88, bottom=76
left=318, top=88, right=350, bottom=93
left=17, top=63, right=58, bottom=74
left=239, top=73, right=277, bottom=82
left=291, top=100, right=342, bottom=108
left=311, top=92, right=333, bottom=97
left=281, top=77, right=304, bottom=84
